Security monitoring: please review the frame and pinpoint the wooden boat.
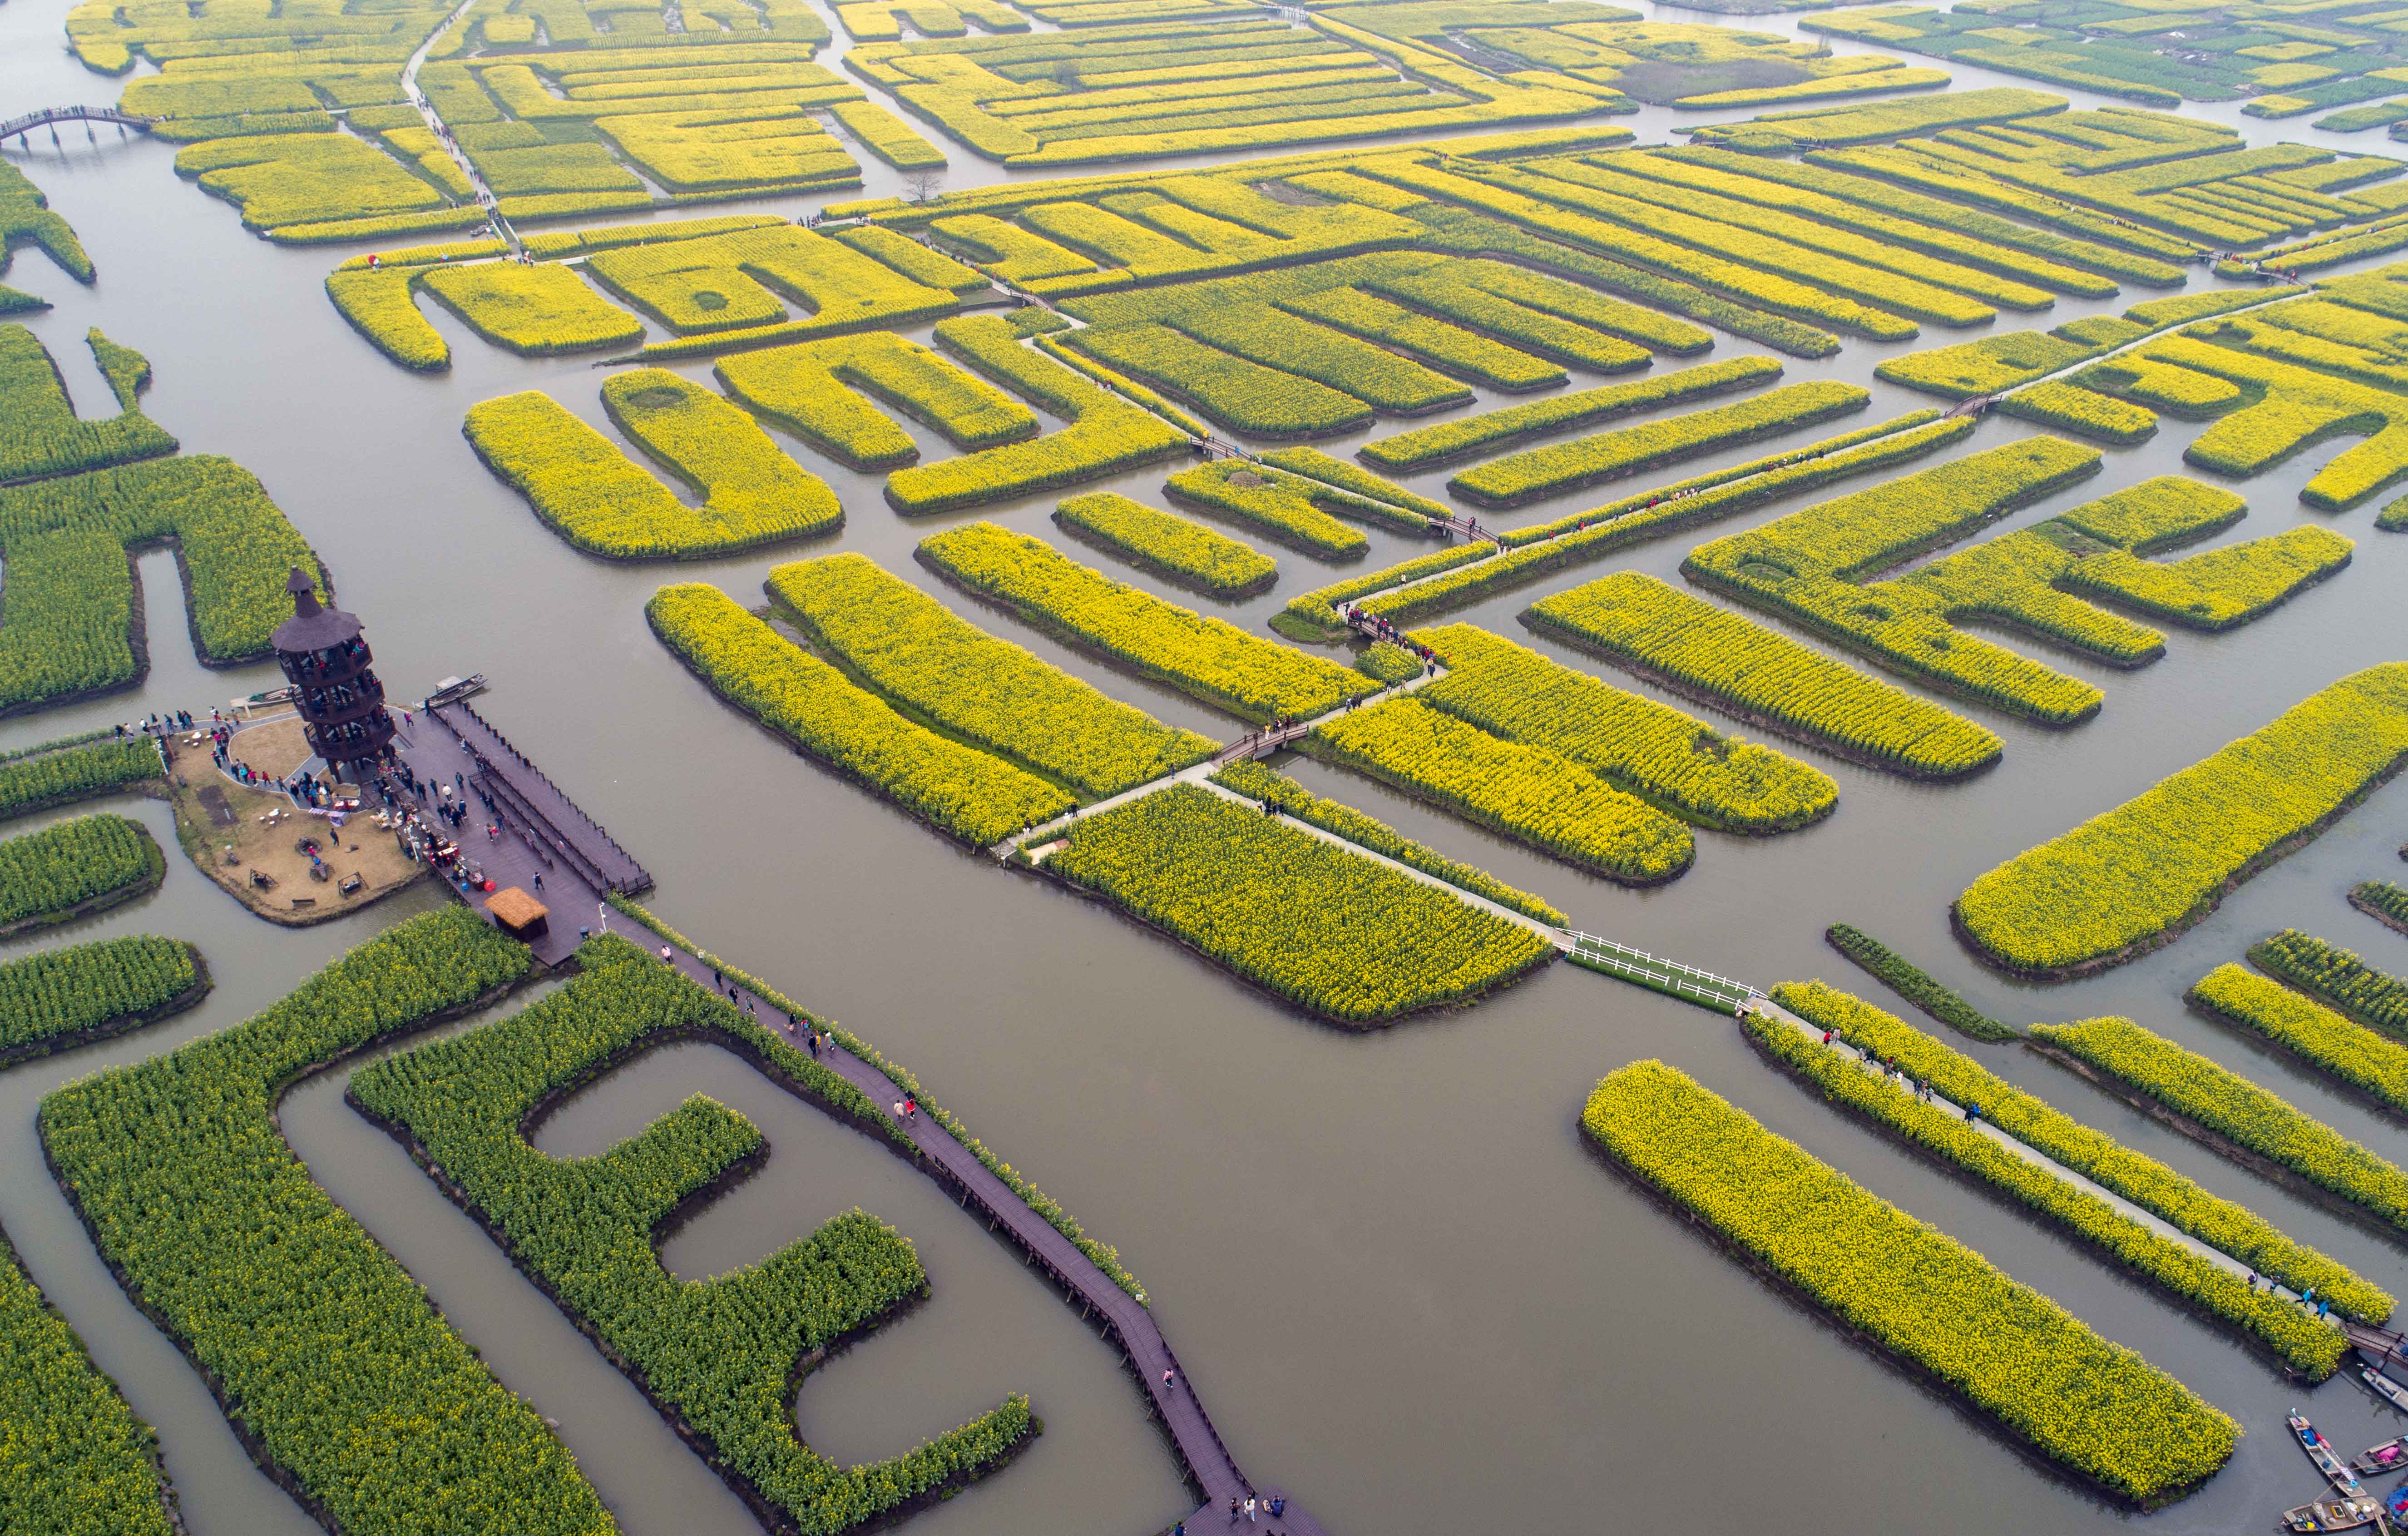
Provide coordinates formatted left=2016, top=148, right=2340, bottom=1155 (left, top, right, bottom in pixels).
left=2284, top=1496, right=2383, bottom=1532
left=2294, top=1412, right=2368, bottom=1498
left=2364, top=1357, right=2408, bottom=1414
left=423, top=674, right=486, bottom=708
left=2354, top=1433, right=2408, bottom=1477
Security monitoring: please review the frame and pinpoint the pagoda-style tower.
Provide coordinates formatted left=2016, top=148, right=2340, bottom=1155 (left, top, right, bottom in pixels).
left=270, top=567, right=394, bottom=777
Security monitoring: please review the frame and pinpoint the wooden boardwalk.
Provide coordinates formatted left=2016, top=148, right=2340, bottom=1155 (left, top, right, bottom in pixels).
left=646, top=935, right=1327, bottom=1535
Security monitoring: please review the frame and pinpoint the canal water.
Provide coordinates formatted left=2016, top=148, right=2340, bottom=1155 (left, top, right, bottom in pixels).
left=5, top=2, right=2408, bottom=1530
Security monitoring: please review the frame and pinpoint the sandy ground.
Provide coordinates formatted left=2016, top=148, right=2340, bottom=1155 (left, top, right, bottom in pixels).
left=165, top=763, right=425, bottom=925
left=225, top=714, right=314, bottom=779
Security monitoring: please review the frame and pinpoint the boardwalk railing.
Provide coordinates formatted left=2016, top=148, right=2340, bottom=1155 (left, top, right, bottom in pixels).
left=2, top=106, right=153, bottom=141
left=1565, top=932, right=1758, bottom=1014
left=1211, top=719, right=1315, bottom=766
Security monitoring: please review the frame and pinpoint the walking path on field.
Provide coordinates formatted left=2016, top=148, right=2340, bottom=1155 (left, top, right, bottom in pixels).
left=1752, top=1001, right=2329, bottom=1313
left=400, top=0, right=520, bottom=257
left=636, top=928, right=1329, bottom=1535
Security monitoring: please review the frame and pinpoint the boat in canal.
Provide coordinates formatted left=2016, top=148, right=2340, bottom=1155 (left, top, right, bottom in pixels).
left=2283, top=1495, right=2383, bottom=1532
left=2364, top=1358, right=2408, bottom=1414
left=2294, top=1412, right=2368, bottom=1498
left=2353, top=1434, right=2408, bottom=1477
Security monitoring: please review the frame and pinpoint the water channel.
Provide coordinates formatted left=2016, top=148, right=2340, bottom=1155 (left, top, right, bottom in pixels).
left=4, top=0, right=2408, bottom=1528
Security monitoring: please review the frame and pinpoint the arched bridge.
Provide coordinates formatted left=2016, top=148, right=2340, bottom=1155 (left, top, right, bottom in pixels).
left=2, top=107, right=155, bottom=144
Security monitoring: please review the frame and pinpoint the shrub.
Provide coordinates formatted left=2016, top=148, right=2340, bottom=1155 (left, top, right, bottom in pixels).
left=0, top=324, right=176, bottom=482
left=1413, top=623, right=1835, bottom=835
left=0, top=812, right=160, bottom=934
left=1360, top=355, right=1780, bottom=472
left=323, top=268, right=448, bottom=372
left=1957, top=664, right=2408, bottom=976
left=1825, top=922, right=2014, bottom=1041
left=917, top=521, right=1376, bottom=721
left=350, top=938, right=1032, bottom=1530
left=885, top=317, right=1187, bottom=512
left=2254, top=930, right=2408, bottom=1039
left=0, top=934, right=204, bottom=1065
left=1528, top=572, right=2002, bottom=779
left=2357, top=880, right=2408, bottom=938
left=1775, top=979, right=2390, bottom=1321
left=0, top=738, right=160, bottom=821
left=0, top=457, right=324, bottom=714
left=1042, top=784, right=1554, bottom=1023
left=1305, top=696, right=1693, bottom=884
left=1581, top=1058, right=2237, bottom=1503
left=2043, top=1008, right=2408, bottom=1234
left=465, top=380, right=840, bottom=560
left=1052, top=491, right=1273, bottom=599
left=2191, top=962, right=2408, bottom=1118
left=649, top=582, right=1070, bottom=844
left=418, top=263, right=643, bottom=356
left=34, top=910, right=619, bottom=1536
left=1207, top=759, right=1562, bottom=924
left=1451, top=380, right=1868, bottom=509
left=1998, top=381, right=2156, bottom=445
left=1756, top=1007, right=2344, bottom=1377
left=766, top=549, right=1214, bottom=795
left=0, top=1225, right=175, bottom=1536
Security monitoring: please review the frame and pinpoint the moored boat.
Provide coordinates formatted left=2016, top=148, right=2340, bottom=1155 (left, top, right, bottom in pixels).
left=2363, top=1357, right=2408, bottom=1415
left=2294, top=1412, right=2368, bottom=1498
left=2283, top=1495, right=2382, bottom=1532
left=2352, top=1433, right=2408, bottom=1477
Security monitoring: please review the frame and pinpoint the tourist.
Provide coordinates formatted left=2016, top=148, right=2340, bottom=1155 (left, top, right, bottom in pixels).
left=533, top=872, right=544, bottom=892
left=905, top=1096, right=917, bottom=1120
left=659, top=945, right=674, bottom=963
left=1269, top=1498, right=1284, bottom=1517
left=1229, top=1497, right=1240, bottom=1520
left=1246, top=1496, right=1256, bottom=1522
left=1163, top=1368, right=1174, bottom=1387
left=808, top=1031, right=821, bottom=1059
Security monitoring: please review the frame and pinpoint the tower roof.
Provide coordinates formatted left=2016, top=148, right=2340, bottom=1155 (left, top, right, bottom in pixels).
left=270, top=566, right=361, bottom=653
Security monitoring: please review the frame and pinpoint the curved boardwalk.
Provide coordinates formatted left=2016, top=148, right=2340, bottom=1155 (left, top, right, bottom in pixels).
left=644, top=932, right=1327, bottom=1535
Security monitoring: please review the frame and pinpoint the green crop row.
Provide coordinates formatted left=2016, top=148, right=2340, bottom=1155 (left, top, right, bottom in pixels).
left=1451, top=380, right=1868, bottom=509
left=2359, top=880, right=2408, bottom=938
left=1529, top=572, right=2002, bottom=780
left=0, top=739, right=159, bottom=822
left=1744, top=1012, right=2344, bottom=1378
left=1413, top=623, right=1835, bottom=836
left=2060, top=526, right=2351, bottom=632
left=1957, top=663, right=2408, bottom=977
left=767, top=549, right=1214, bottom=796
left=1825, top=922, right=2015, bottom=1041
left=1261, top=446, right=1446, bottom=521
left=1999, top=381, right=2157, bottom=445
left=830, top=224, right=990, bottom=295
left=718, top=331, right=1037, bottom=472
left=884, top=316, right=1188, bottom=513
left=0, top=1224, right=175, bottom=1536
left=0, top=813, right=161, bottom=935
left=918, top=521, right=1376, bottom=722
left=34, top=909, right=618, bottom=1536
left=2253, top=929, right=2408, bottom=1039
left=1206, top=758, right=1563, bottom=924
left=649, top=582, right=1070, bottom=846
left=1305, top=696, right=1694, bottom=885
left=1280, top=284, right=1565, bottom=391
left=1052, top=491, right=1273, bottom=599
left=1773, top=978, right=2390, bottom=1322
left=1582, top=1056, right=2237, bottom=1503
left=2041, top=1010, right=2408, bottom=1237
left=2191, top=962, right=2408, bottom=1119
left=0, top=934, right=204, bottom=1066
left=831, top=98, right=949, bottom=170
left=1041, top=783, right=1555, bottom=1024
left=1811, top=145, right=2205, bottom=263
left=349, top=938, right=1032, bottom=1531
left=0, top=456, right=323, bottom=715
left=465, top=377, right=841, bottom=560
left=1169, top=301, right=1470, bottom=416
left=1280, top=544, right=1489, bottom=637
left=0, top=160, right=94, bottom=286
left=0, top=325, right=176, bottom=483
left=1360, top=355, right=1780, bottom=473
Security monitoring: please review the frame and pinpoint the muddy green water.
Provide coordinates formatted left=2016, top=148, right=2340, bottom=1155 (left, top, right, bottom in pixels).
left=5, top=4, right=2408, bottom=1531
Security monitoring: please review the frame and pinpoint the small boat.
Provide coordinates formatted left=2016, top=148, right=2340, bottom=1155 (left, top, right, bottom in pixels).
left=2364, top=1357, right=2408, bottom=1414
left=2294, top=1412, right=2368, bottom=1498
left=2284, top=1496, right=2383, bottom=1532
left=423, top=674, right=486, bottom=708
left=2354, top=1434, right=2408, bottom=1476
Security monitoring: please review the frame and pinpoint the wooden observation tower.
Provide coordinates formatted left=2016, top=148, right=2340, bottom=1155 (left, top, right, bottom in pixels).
left=270, top=567, right=394, bottom=778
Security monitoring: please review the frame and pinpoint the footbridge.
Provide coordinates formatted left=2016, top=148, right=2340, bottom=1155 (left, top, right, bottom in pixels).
left=2, top=107, right=153, bottom=144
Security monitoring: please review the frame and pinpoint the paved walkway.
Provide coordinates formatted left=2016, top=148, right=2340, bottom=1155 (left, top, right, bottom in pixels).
left=400, top=0, right=520, bottom=256
left=640, top=932, right=1326, bottom=1534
